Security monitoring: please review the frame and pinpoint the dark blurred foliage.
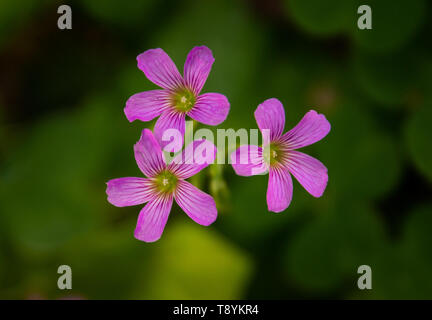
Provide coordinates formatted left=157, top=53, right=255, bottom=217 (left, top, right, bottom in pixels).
left=0, top=0, right=431, bottom=299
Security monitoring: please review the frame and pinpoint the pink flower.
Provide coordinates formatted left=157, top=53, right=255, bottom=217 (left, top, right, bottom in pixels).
left=231, top=98, right=331, bottom=213
left=124, top=46, right=230, bottom=149
left=106, top=129, right=218, bottom=242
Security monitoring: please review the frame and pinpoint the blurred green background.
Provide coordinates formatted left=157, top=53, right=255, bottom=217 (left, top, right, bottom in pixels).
left=0, top=0, right=431, bottom=299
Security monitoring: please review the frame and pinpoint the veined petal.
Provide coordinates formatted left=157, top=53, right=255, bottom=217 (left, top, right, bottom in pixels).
left=267, top=166, right=293, bottom=213
left=188, top=93, right=230, bottom=126
left=134, top=193, right=173, bottom=242
left=106, top=177, right=155, bottom=207
left=285, top=151, right=328, bottom=198
left=230, top=145, right=268, bottom=176
left=124, top=90, right=170, bottom=122
left=183, top=46, right=215, bottom=95
left=154, top=110, right=186, bottom=152
left=279, top=110, right=330, bottom=149
left=134, top=129, right=166, bottom=178
left=175, top=180, right=217, bottom=226
left=168, top=140, right=217, bottom=179
left=254, top=98, right=285, bottom=141
left=137, top=48, right=183, bottom=90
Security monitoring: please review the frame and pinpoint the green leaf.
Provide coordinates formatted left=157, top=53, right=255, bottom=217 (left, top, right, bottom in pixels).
left=283, top=202, right=386, bottom=291
left=58, top=226, right=153, bottom=299
left=355, top=204, right=432, bottom=299
left=284, top=0, right=358, bottom=36
left=0, top=0, right=40, bottom=48
left=350, top=0, right=426, bottom=53
left=404, top=105, right=432, bottom=182
left=353, top=50, right=419, bottom=106
left=220, top=171, right=311, bottom=245
left=79, top=0, right=157, bottom=29
left=141, top=220, right=253, bottom=299
left=401, top=204, right=432, bottom=265
left=368, top=246, right=432, bottom=299
left=0, top=96, right=136, bottom=252
left=317, top=102, right=402, bottom=200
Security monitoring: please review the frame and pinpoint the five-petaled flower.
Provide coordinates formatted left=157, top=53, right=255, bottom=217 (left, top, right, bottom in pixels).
left=231, top=98, right=331, bottom=213
left=106, top=129, right=218, bottom=242
left=125, top=46, right=230, bottom=150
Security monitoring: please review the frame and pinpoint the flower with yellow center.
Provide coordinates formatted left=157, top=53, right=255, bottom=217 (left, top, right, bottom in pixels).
left=106, top=129, right=218, bottom=243
left=124, top=46, right=230, bottom=151
left=231, top=98, right=330, bottom=213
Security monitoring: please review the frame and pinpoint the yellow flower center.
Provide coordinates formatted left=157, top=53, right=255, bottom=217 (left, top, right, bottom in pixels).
left=263, top=142, right=286, bottom=167
left=154, top=170, right=178, bottom=194
left=171, top=88, right=196, bottom=112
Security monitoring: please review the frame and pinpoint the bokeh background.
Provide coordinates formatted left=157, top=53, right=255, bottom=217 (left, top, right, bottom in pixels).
left=1, top=0, right=431, bottom=299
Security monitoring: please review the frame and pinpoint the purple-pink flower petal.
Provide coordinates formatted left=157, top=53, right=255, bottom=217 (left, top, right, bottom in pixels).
left=230, top=145, right=268, bottom=176
left=137, top=48, right=183, bottom=90
left=154, top=110, right=186, bottom=152
left=267, top=166, right=293, bottom=213
left=183, top=46, right=215, bottom=95
left=124, top=90, right=170, bottom=123
left=168, top=140, right=217, bottom=179
left=188, top=93, right=230, bottom=126
left=134, top=194, right=173, bottom=243
left=279, top=110, right=330, bottom=149
left=285, top=150, right=328, bottom=197
left=254, top=98, right=285, bottom=141
left=106, top=177, right=155, bottom=207
left=134, top=129, right=166, bottom=178
left=175, top=180, right=217, bottom=226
